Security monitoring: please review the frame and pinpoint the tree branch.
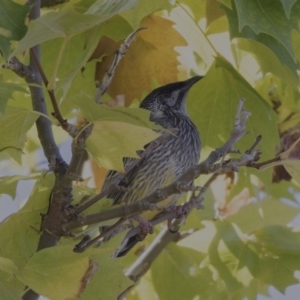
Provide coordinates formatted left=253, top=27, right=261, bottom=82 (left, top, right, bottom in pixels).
left=65, top=99, right=255, bottom=236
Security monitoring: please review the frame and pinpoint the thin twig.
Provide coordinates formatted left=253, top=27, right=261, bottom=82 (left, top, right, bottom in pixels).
left=30, top=48, right=76, bottom=135
left=94, top=27, right=147, bottom=103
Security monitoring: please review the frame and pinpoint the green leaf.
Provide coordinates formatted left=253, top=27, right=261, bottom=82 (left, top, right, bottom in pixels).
left=0, top=174, right=40, bottom=200
left=152, top=243, right=226, bottom=299
left=0, top=0, right=28, bottom=60
left=178, top=0, right=206, bottom=21
left=223, top=2, right=298, bottom=76
left=208, top=221, right=261, bottom=296
left=18, top=246, right=94, bottom=300
left=0, top=106, right=39, bottom=164
left=228, top=198, right=300, bottom=233
left=85, top=0, right=137, bottom=15
left=189, top=56, right=279, bottom=161
left=234, top=38, right=298, bottom=90
left=233, top=0, right=298, bottom=62
left=0, top=282, right=21, bottom=300
left=0, top=81, right=28, bottom=115
left=57, top=16, right=133, bottom=99
left=72, top=95, right=159, bottom=171
left=12, top=242, right=131, bottom=300
left=0, top=257, right=18, bottom=275
left=121, top=0, right=172, bottom=29
left=206, top=0, right=225, bottom=28
left=280, top=0, right=297, bottom=18
left=217, top=0, right=232, bottom=9
left=0, top=172, right=54, bottom=294
left=11, top=0, right=136, bottom=58
left=251, top=226, right=300, bottom=291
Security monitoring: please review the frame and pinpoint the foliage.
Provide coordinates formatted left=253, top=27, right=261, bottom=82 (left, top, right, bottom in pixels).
left=1, top=0, right=300, bottom=299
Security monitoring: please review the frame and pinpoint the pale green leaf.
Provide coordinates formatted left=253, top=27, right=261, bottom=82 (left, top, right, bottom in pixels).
left=85, top=0, right=137, bottom=15
left=0, top=282, right=21, bottom=300
left=121, top=0, right=172, bottom=29
left=11, top=10, right=99, bottom=57
left=18, top=246, right=93, bottom=300
left=0, top=257, right=18, bottom=275
left=280, top=0, right=297, bottom=18
left=0, top=0, right=28, bottom=60
left=178, top=0, right=206, bottom=21
left=0, top=174, right=40, bottom=200
left=234, top=38, right=298, bottom=90
left=87, top=121, right=159, bottom=172
left=233, top=0, right=298, bottom=62
left=0, top=106, right=39, bottom=164
left=72, top=96, right=159, bottom=171
left=0, top=82, right=28, bottom=115
left=0, top=173, right=54, bottom=294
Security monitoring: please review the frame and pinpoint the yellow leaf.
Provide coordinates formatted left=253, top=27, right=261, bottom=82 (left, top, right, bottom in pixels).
left=92, top=15, right=187, bottom=105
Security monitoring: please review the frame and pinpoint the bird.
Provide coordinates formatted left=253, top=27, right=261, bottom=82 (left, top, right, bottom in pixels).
left=78, top=76, right=203, bottom=256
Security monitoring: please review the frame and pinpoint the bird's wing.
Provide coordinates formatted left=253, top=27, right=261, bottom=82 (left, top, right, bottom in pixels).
left=101, top=149, right=148, bottom=205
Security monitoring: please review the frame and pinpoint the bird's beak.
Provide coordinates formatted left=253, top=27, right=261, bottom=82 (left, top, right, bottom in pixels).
left=183, top=76, right=203, bottom=91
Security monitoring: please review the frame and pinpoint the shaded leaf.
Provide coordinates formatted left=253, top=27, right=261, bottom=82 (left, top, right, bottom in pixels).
left=206, top=0, right=225, bottom=27
left=233, top=0, right=298, bottom=62
left=0, top=0, right=28, bottom=60
left=152, top=243, right=225, bottom=299
left=280, top=0, right=297, bottom=18
left=251, top=226, right=300, bottom=291
left=217, top=0, right=232, bottom=9
left=228, top=198, right=300, bottom=233
left=223, top=2, right=298, bottom=77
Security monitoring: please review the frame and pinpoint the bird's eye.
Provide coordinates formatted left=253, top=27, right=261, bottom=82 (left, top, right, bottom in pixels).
left=162, top=92, right=171, bottom=98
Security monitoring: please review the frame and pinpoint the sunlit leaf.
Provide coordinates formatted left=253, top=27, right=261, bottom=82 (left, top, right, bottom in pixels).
left=0, top=106, right=40, bottom=164
left=0, top=81, right=28, bottom=115
left=0, top=174, right=40, bottom=200
left=0, top=173, right=54, bottom=294
left=72, top=95, right=159, bottom=171
left=234, top=38, right=298, bottom=89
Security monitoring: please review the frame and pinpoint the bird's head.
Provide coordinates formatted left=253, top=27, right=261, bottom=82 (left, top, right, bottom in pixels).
left=140, top=76, right=203, bottom=125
